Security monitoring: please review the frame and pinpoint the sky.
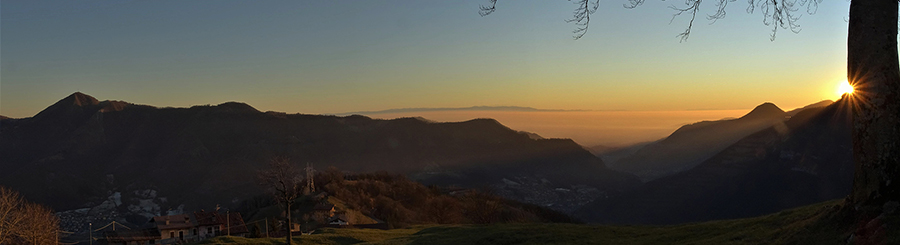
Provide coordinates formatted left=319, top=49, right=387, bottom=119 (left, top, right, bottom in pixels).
left=1, top=0, right=852, bottom=119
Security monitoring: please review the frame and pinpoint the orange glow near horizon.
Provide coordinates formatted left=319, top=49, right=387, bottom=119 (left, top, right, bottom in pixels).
left=365, top=110, right=749, bottom=147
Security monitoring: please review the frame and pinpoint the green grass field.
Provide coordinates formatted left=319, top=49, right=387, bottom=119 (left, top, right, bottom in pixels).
left=197, top=200, right=898, bottom=245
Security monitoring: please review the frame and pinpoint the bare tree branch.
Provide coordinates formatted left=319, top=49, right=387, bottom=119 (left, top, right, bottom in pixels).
left=479, top=0, right=497, bottom=16
left=626, top=0, right=649, bottom=9
left=708, top=0, right=737, bottom=23
left=747, top=0, right=804, bottom=40
left=566, top=0, right=601, bottom=39
left=670, top=0, right=703, bottom=42
left=481, top=0, right=817, bottom=41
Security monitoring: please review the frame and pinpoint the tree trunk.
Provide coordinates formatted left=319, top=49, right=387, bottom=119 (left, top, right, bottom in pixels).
left=847, top=0, right=900, bottom=214
left=286, top=202, right=292, bottom=245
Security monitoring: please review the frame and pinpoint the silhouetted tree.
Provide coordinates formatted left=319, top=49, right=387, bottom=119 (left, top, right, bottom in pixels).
left=257, top=157, right=302, bottom=245
left=481, top=0, right=899, bottom=229
left=844, top=0, right=899, bottom=219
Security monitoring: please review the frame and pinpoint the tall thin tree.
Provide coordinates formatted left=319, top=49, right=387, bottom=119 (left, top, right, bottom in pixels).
left=257, top=157, right=302, bottom=245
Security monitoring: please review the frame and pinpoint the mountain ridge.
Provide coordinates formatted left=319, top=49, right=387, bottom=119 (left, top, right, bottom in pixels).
left=603, top=101, right=823, bottom=181
left=335, top=106, right=586, bottom=115
left=578, top=98, right=853, bottom=224
left=0, top=92, right=639, bottom=217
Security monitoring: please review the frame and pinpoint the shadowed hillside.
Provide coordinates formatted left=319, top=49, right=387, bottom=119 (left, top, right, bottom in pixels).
left=0, top=93, right=639, bottom=218
left=607, top=101, right=831, bottom=181
left=238, top=170, right=577, bottom=232
left=578, top=98, right=852, bottom=224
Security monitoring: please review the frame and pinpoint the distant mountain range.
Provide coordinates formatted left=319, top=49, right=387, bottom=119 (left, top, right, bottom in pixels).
left=596, top=100, right=834, bottom=181
left=336, top=106, right=584, bottom=115
left=578, top=99, right=852, bottom=224
left=0, top=93, right=852, bottom=226
left=0, top=93, right=638, bottom=219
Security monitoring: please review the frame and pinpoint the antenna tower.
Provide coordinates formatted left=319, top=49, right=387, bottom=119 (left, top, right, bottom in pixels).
left=305, top=162, right=315, bottom=195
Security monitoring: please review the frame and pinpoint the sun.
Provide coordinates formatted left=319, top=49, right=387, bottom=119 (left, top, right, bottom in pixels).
left=837, top=80, right=855, bottom=97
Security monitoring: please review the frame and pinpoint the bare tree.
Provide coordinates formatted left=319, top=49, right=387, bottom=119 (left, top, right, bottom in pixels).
left=18, top=203, right=59, bottom=245
left=481, top=0, right=899, bottom=227
left=0, top=186, right=25, bottom=245
left=0, top=186, right=60, bottom=245
left=257, top=157, right=302, bottom=245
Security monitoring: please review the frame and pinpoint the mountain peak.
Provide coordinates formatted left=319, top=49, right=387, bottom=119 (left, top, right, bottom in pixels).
left=62, top=92, right=100, bottom=107
left=740, top=102, right=784, bottom=119
left=214, top=102, right=259, bottom=113
left=30, top=92, right=102, bottom=122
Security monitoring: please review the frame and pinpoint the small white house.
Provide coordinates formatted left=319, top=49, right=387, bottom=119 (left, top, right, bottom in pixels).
left=328, top=214, right=349, bottom=226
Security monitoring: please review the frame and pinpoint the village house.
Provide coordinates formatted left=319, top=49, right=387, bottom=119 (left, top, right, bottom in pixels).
left=289, top=222, right=302, bottom=233
left=312, top=203, right=336, bottom=223
left=103, top=210, right=248, bottom=245
left=150, top=214, right=199, bottom=243
left=193, top=210, right=249, bottom=238
left=327, top=214, right=350, bottom=226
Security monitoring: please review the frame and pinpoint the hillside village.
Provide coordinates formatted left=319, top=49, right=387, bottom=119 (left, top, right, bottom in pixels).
left=55, top=193, right=388, bottom=244
left=49, top=166, right=576, bottom=245
left=55, top=173, right=396, bottom=245
left=101, top=210, right=248, bottom=244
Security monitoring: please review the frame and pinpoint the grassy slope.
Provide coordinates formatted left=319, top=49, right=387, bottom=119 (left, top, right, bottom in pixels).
left=198, top=200, right=899, bottom=245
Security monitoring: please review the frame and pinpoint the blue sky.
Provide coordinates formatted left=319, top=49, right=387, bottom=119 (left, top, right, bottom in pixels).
left=1, top=0, right=852, bottom=118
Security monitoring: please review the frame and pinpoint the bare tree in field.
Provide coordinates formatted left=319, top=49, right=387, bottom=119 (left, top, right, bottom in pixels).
left=18, top=203, right=59, bottom=245
left=257, top=157, right=302, bottom=245
left=0, top=186, right=25, bottom=244
left=0, top=186, right=60, bottom=245
left=481, top=0, right=898, bottom=229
